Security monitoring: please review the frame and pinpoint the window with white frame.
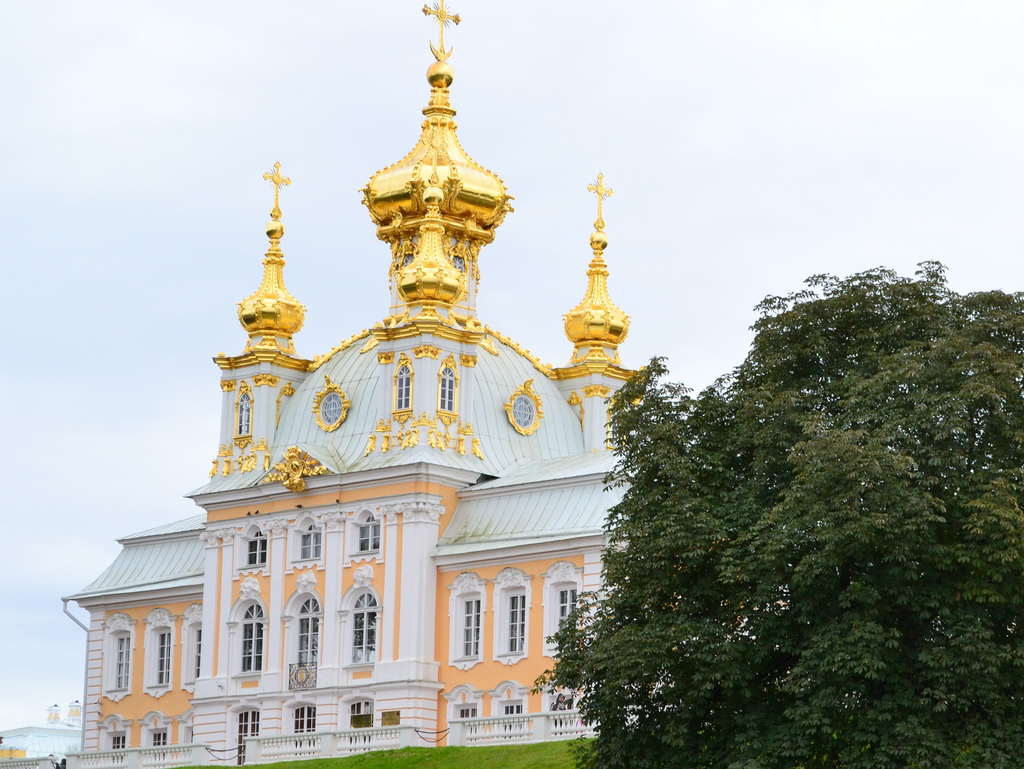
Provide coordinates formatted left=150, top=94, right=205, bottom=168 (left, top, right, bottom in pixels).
left=349, top=700, right=374, bottom=729
left=156, top=631, right=171, bottom=685
left=542, top=561, right=583, bottom=656
left=114, top=634, right=131, bottom=689
left=448, top=571, right=486, bottom=668
left=237, top=388, right=252, bottom=438
left=293, top=705, right=316, bottom=733
left=351, top=592, right=378, bottom=664
left=151, top=730, right=167, bottom=747
left=111, top=733, right=126, bottom=750
left=508, top=594, right=526, bottom=653
left=488, top=681, right=529, bottom=718
left=444, top=684, right=484, bottom=723
left=299, top=524, right=322, bottom=560
left=241, top=604, right=265, bottom=672
left=144, top=608, right=175, bottom=694
left=493, top=568, right=531, bottom=661
left=394, top=360, right=412, bottom=413
left=236, top=710, right=259, bottom=766
left=104, top=613, right=135, bottom=699
left=358, top=516, right=380, bottom=552
left=246, top=531, right=268, bottom=567
left=297, top=598, right=320, bottom=665
left=438, top=359, right=458, bottom=414
left=182, top=604, right=203, bottom=687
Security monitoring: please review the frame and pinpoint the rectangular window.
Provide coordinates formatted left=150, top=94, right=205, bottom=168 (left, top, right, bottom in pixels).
left=156, top=631, right=171, bottom=686
left=237, top=711, right=259, bottom=766
left=111, top=734, right=126, bottom=751
left=115, top=636, right=131, bottom=689
left=194, top=628, right=203, bottom=681
left=558, top=588, right=578, bottom=628
left=152, top=731, right=167, bottom=747
left=350, top=701, right=373, bottom=729
left=358, top=518, right=380, bottom=552
left=504, top=703, right=523, bottom=715
left=294, top=706, right=316, bottom=734
left=300, top=527, right=322, bottom=560
left=508, top=594, right=526, bottom=654
left=242, top=620, right=264, bottom=672
left=458, top=706, right=477, bottom=719
left=247, top=533, right=268, bottom=566
left=462, top=598, right=481, bottom=658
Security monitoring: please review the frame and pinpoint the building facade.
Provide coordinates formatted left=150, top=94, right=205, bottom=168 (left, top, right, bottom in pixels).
left=65, top=6, right=633, bottom=763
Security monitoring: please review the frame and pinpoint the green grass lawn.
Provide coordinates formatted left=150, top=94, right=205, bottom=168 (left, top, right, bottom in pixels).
left=194, top=741, right=579, bottom=769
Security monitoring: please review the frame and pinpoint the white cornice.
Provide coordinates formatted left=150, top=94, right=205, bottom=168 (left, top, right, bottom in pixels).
left=433, top=533, right=605, bottom=571
left=191, top=462, right=479, bottom=511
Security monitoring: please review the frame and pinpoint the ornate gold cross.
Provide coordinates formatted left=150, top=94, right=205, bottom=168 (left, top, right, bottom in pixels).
left=588, top=173, right=614, bottom=231
left=423, top=1, right=460, bottom=62
left=263, top=162, right=291, bottom=221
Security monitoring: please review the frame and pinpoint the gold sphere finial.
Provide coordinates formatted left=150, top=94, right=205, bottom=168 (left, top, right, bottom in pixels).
left=424, top=185, right=444, bottom=205
left=427, top=60, right=454, bottom=88
left=590, top=230, right=608, bottom=251
left=266, top=220, right=285, bottom=241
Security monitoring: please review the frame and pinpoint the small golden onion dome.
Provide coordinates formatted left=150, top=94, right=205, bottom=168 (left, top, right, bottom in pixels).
left=362, top=62, right=512, bottom=238
left=396, top=186, right=466, bottom=304
left=238, top=220, right=306, bottom=341
left=564, top=230, right=630, bottom=348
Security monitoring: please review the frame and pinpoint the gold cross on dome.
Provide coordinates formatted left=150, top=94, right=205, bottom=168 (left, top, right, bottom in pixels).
left=263, top=162, right=291, bottom=221
left=588, top=173, right=614, bottom=231
left=423, top=1, right=461, bottom=62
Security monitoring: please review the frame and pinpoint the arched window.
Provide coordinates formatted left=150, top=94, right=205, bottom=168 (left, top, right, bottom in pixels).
left=439, top=365, right=456, bottom=413
left=349, top=700, right=374, bottom=729
left=352, top=593, right=378, bottom=664
left=241, top=605, right=265, bottom=672
left=395, top=364, right=412, bottom=412
left=297, top=598, right=320, bottom=665
left=237, top=389, right=252, bottom=437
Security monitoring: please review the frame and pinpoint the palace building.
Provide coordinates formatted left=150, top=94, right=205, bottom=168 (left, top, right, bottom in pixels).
left=64, top=4, right=634, bottom=764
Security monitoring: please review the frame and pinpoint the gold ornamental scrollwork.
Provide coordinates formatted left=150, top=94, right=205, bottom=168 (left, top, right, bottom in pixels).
left=460, top=354, right=477, bottom=367
left=582, top=384, right=612, bottom=398
left=413, top=345, right=441, bottom=359
left=261, top=446, right=330, bottom=493
left=276, top=382, right=295, bottom=427
left=504, top=379, right=544, bottom=436
left=377, top=351, right=394, bottom=364
left=221, top=379, right=237, bottom=391
left=312, top=375, right=351, bottom=432
left=253, top=373, right=280, bottom=387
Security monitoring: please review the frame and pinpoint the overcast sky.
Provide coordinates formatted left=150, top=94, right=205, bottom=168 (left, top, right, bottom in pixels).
left=4, top=1, right=1024, bottom=731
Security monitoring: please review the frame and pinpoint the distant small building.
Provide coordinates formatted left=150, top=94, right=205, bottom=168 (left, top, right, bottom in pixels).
left=0, top=702, right=83, bottom=760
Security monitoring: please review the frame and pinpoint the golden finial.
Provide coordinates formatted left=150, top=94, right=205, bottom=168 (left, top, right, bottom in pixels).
left=263, top=162, right=291, bottom=222
left=423, top=0, right=460, bottom=62
left=587, top=173, right=614, bottom=232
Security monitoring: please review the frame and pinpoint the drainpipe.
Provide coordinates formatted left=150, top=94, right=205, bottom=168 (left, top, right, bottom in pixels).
left=62, top=599, right=89, bottom=758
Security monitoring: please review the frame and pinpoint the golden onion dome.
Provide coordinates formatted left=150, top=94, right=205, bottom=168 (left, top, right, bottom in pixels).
left=362, top=60, right=513, bottom=244
left=396, top=185, right=466, bottom=304
left=564, top=174, right=629, bottom=355
left=238, top=163, right=306, bottom=352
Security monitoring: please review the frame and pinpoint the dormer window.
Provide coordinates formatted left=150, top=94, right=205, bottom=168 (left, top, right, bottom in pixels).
left=438, top=355, right=458, bottom=416
left=392, top=353, right=414, bottom=418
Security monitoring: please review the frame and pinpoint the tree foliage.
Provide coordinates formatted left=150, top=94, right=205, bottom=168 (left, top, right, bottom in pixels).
left=547, top=264, right=1024, bottom=769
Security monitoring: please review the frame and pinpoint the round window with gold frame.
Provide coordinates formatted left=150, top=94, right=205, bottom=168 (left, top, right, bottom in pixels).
left=504, top=379, right=544, bottom=435
left=312, top=375, right=351, bottom=432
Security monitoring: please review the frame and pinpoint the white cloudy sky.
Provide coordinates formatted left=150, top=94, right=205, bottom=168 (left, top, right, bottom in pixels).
left=3, top=0, right=1024, bottom=730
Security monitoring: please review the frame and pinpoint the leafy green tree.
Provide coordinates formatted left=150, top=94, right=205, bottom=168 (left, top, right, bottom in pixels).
left=547, top=264, right=1024, bottom=769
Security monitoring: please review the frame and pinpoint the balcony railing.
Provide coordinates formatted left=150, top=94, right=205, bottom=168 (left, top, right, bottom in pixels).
left=244, top=726, right=417, bottom=763
left=66, top=745, right=208, bottom=769
left=447, top=711, right=594, bottom=746
left=288, top=662, right=317, bottom=690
